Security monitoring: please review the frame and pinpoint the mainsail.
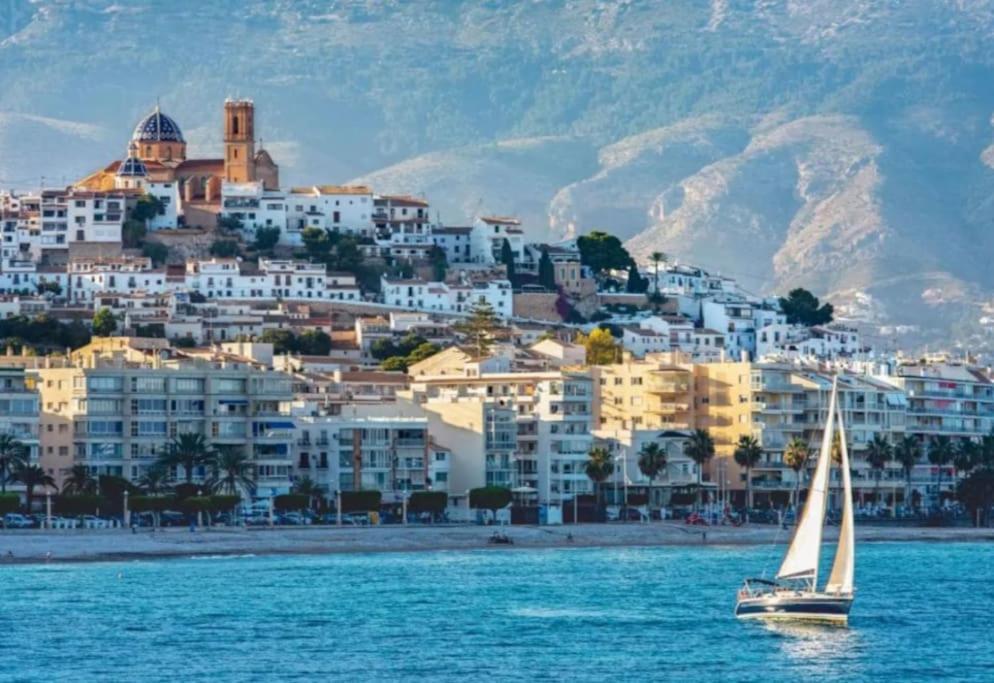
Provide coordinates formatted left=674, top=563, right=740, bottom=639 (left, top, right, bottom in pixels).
left=825, top=388, right=855, bottom=595
left=776, top=379, right=837, bottom=583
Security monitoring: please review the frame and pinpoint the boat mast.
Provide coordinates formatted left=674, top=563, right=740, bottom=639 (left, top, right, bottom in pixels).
left=826, top=378, right=855, bottom=595
left=776, top=378, right=837, bottom=589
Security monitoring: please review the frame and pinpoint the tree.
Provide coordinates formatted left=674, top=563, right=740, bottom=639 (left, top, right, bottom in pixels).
left=530, top=250, right=553, bottom=292
left=468, top=486, right=512, bottom=521
left=408, top=491, right=447, bottom=520
left=211, top=448, right=256, bottom=498
left=783, top=437, right=810, bottom=512
left=142, top=242, right=170, bottom=266
left=684, top=429, right=715, bottom=511
left=138, top=464, right=171, bottom=495
left=122, top=219, right=147, bottom=249
left=63, top=464, right=97, bottom=496
left=340, top=490, right=382, bottom=513
left=380, top=356, right=409, bottom=372
left=217, top=215, right=244, bottom=233
left=302, top=227, right=333, bottom=261
left=581, top=327, right=621, bottom=365
left=733, top=435, right=763, bottom=514
left=454, top=301, right=502, bottom=357
left=894, top=435, right=922, bottom=510
left=576, top=231, right=634, bottom=274
left=584, top=447, right=615, bottom=517
left=954, top=439, right=979, bottom=480
left=254, top=226, right=281, bottom=252
left=625, top=263, right=647, bottom=293
left=333, top=236, right=364, bottom=272
left=11, top=464, right=55, bottom=513
left=92, top=308, right=117, bottom=337
left=209, top=240, right=240, bottom=258
left=292, top=476, right=324, bottom=510
left=957, top=467, right=994, bottom=527
left=0, top=434, right=26, bottom=494
left=296, top=329, right=332, bottom=355
left=500, top=238, right=516, bottom=283
left=778, top=288, right=834, bottom=326
left=35, top=281, right=62, bottom=297
left=928, top=435, right=954, bottom=506
left=865, top=434, right=893, bottom=509
left=159, top=434, right=215, bottom=484
left=131, top=194, right=165, bottom=223
left=260, top=329, right=297, bottom=354
left=407, top=342, right=441, bottom=364
left=428, top=245, right=448, bottom=282
left=637, top=442, right=667, bottom=505
left=650, top=251, right=666, bottom=292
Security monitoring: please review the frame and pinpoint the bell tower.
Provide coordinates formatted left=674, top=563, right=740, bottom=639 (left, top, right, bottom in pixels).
left=224, top=99, right=255, bottom=183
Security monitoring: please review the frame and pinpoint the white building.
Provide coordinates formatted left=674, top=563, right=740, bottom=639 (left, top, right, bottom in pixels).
left=381, top=275, right=513, bottom=318
left=220, top=181, right=287, bottom=237
left=286, top=185, right=375, bottom=243
left=469, top=216, right=525, bottom=265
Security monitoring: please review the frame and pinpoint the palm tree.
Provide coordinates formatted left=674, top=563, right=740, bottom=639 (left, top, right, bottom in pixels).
left=928, top=435, right=954, bottom=507
left=783, top=437, right=810, bottom=513
left=159, top=433, right=215, bottom=484
left=649, top=251, right=666, bottom=293
left=292, top=475, right=325, bottom=511
left=894, top=435, right=922, bottom=511
left=211, top=448, right=256, bottom=497
left=684, top=429, right=715, bottom=511
left=0, top=433, right=26, bottom=494
left=953, top=439, right=978, bottom=480
left=980, top=431, right=994, bottom=470
left=63, top=464, right=97, bottom=495
left=138, top=464, right=171, bottom=495
left=637, top=442, right=667, bottom=511
left=865, top=434, right=893, bottom=511
left=584, top=447, right=615, bottom=518
left=733, top=435, right=763, bottom=516
left=12, top=464, right=56, bottom=513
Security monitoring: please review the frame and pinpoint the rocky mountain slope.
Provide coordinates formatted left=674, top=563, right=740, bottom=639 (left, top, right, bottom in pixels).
left=3, top=1, right=994, bottom=349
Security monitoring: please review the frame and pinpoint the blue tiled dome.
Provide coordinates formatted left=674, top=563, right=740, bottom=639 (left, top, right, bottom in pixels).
left=132, top=107, right=184, bottom=143
left=117, top=155, right=148, bottom=177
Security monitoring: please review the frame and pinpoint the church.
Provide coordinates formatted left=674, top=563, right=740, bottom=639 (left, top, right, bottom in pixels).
left=76, top=98, right=279, bottom=215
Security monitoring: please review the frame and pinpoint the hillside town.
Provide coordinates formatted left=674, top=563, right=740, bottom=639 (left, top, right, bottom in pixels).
left=0, top=99, right=988, bottom=526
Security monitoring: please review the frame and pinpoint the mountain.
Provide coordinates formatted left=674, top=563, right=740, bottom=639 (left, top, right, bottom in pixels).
left=3, top=0, right=994, bottom=350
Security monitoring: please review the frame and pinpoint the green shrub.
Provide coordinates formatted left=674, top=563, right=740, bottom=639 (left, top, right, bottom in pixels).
left=209, top=495, right=241, bottom=513
left=0, top=493, right=20, bottom=515
left=407, top=491, right=447, bottom=515
left=340, top=490, right=382, bottom=513
left=469, top=486, right=512, bottom=513
left=54, top=495, right=106, bottom=516
left=273, top=493, right=309, bottom=512
left=178, top=496, right=211, bottom=515
left=129, top=495, right=175, bottom=513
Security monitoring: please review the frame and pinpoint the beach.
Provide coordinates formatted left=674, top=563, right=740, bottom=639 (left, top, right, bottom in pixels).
left=0, top=523, right=991, bottom=564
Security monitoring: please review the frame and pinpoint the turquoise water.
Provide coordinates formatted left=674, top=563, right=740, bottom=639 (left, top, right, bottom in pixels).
left=1, top=542, right=992, bottom=681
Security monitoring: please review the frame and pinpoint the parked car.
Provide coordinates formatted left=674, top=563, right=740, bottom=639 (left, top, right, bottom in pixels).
left=245, top=514, right=271, bottom=526
left=281, top=512, right=309, bottom=525
left=3, top=513, right=34, bottom=529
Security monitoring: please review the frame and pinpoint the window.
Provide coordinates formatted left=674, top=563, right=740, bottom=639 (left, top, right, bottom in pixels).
left=88, top=376, right=123, bottom=393
left=132, top=376, right=166, bottom=393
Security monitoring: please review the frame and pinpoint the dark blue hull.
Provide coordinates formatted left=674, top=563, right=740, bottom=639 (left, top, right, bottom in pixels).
left=735, top=594, right=853, bottom=623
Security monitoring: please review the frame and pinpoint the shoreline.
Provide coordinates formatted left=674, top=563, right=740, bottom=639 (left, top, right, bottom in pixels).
left=1, top=523, right=992, bottom=566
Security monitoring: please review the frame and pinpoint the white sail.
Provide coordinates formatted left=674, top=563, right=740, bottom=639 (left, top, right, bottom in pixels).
left=825, top=390, right=855, bottom=595
left=776, top=379, right=837, bottom=583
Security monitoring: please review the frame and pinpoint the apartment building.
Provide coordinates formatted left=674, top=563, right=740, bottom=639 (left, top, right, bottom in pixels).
left=293, top=412, right=429, bottom=501
left=0, top=368, right=41, bottom=496
left=403, top=367, right=595, bottom=507
left=34, top=338, right=295, bottom=498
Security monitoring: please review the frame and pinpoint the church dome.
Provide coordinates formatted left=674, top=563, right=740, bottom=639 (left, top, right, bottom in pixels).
left=132, top=106, right=185, bottom=143
left=117, top=154, right=148, bottom=177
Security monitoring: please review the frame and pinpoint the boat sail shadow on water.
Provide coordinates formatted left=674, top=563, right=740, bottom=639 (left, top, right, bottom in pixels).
left=736, top=377, right=855, bottom=623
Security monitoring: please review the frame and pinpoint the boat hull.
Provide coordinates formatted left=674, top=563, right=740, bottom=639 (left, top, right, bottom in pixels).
left=735, top=594, right=853, bottom=623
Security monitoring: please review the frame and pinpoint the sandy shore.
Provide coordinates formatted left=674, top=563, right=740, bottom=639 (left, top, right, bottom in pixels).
left=0, top=523, right=992, bottom=565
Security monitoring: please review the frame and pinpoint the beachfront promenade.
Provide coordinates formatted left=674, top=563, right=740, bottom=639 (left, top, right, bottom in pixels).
left=1, top=523, right=992, bottom=564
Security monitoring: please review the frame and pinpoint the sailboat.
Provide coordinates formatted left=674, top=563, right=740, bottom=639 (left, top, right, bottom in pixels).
left=735, top=376, right=855, bottom=623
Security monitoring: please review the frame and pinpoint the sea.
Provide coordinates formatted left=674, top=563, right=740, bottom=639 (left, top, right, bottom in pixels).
left=1, top=541, right=991, bottom=682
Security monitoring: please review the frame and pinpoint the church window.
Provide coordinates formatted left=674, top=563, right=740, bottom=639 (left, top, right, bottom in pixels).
left=145, top=146, right=151, bottom=156
left=233, top=116, right=240, bottom=135
left=233, top=148, right=238, bottom=159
